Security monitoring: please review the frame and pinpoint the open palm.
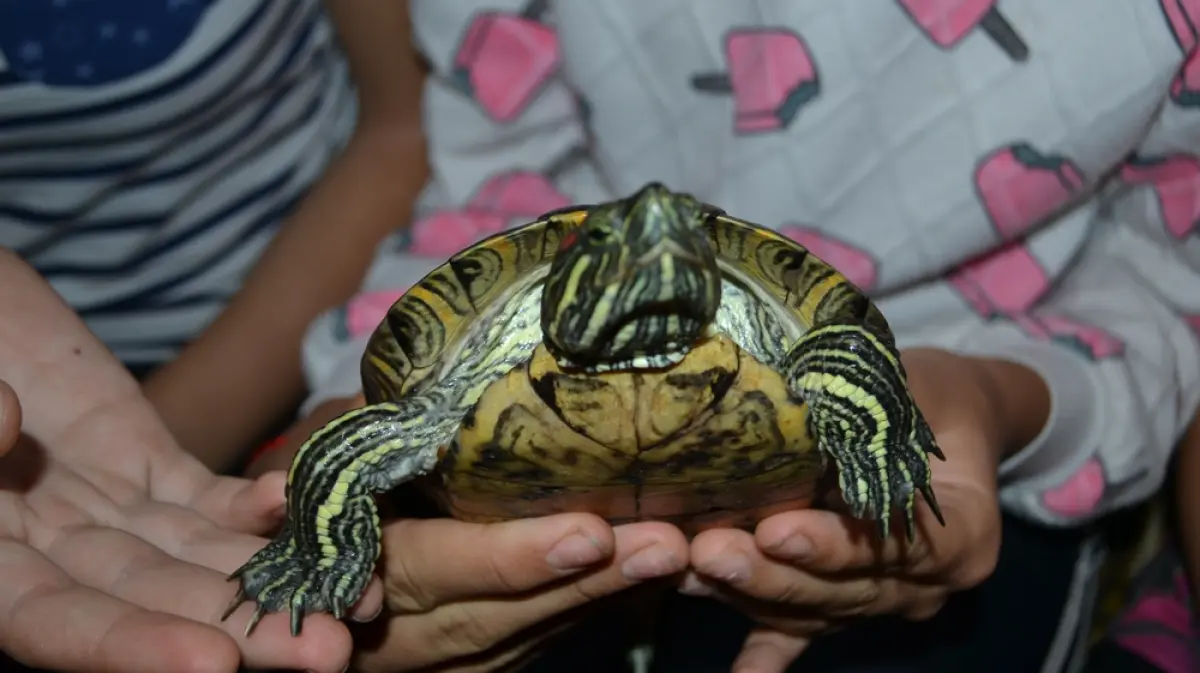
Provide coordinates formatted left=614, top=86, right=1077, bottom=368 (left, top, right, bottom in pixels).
left=0, top=379, right=379, bottom=673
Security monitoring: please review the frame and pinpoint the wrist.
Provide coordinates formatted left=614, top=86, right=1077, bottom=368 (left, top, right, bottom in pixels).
left=968, top=355, right=1051, bottom=463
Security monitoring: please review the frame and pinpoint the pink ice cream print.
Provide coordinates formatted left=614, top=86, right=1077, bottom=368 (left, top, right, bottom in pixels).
left=975, top=143, right=1085, bottom=240
left=409, top=171, right=570, bottom=257
left=1186, top=315, right=1200, bottom=339
left=1160, top=0, right=1200, bottom=105
left=948, top=243, right=1125, bottom=360
left=949, top=242, right=1046, bottom=316
left=779, top=225, right=878, bottom=291
left=948, top=144, right=1122, bottom=360
left=897, top=0, right=1029, bottom=62
left=1120, top=154, right=1200, bottom=240
left=1160, top=0, right=1200, bottom=53
left=1040, top=458, right=1105, bottom=518
left=470, top=170, right=572, bottom=221
left=345, top=289, right=409, bottom=339
left=690, top=29, right=820, bottom=134
left=1172, top=49, right=1200, bottom=107
left=451, top=0, right=558, bottom=123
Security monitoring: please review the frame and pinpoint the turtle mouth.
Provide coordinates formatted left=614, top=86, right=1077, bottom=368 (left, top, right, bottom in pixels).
left=559, top=254, right=719, bottom=372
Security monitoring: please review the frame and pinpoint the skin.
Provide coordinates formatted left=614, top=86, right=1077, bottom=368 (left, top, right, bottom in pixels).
left=143, top=0, right=430, bottom=472
left=684, top=349, right=1052, bottom=673
left=0, top=250, right=381, bottom=673
left=1175, top=411, right=1200, bottom=610
left=248, top=350, right=1043, bottom=672
left=247, top=397, right=690, bottom=673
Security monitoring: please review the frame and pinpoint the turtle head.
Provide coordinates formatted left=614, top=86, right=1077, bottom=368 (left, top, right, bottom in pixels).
left=541, top=182, right=722, bottom=372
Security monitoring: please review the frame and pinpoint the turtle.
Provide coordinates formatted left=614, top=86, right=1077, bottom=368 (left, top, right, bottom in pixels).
left=222, top=182, right=946, bottom=637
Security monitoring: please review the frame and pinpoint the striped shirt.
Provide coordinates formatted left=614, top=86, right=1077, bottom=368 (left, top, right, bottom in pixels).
left=0, top=0, right=356, bottom=365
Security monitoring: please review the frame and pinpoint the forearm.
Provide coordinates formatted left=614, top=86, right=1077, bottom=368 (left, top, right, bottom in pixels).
left=971, top=355, right=1051, bottom=465
left=1177, top=414, right=1200, bottom=609
left=0, top=250, right=144, bottom=440
left=144, top=131, right=429, bottom=470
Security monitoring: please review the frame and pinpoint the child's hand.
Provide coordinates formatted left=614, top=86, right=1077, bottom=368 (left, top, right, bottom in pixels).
left=683, top=349, right=1035, bottom=673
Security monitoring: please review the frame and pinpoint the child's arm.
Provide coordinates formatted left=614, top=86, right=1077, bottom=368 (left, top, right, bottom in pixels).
left=1177, top=413, right=1200, bottom=605
left=936, top=121, right=1200, bottom=528
left=142, top=0, right=430, bottom=472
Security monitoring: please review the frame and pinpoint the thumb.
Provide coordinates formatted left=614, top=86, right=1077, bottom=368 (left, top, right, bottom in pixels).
left=733, top=628, right=810, bottom=673
left=0, top=378, right=21, bottom=457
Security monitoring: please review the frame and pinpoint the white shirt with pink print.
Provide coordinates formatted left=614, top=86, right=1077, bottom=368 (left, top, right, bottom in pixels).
left=301, top=3, right=1200, bottom=659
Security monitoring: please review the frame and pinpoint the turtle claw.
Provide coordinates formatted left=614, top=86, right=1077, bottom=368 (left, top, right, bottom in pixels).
left=222, top=526, right=376, bottom=637
left=830, top=429, right=944, bottom=542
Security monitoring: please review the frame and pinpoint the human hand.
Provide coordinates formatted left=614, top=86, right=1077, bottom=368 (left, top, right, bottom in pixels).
left=353, top=514, right=688, bottom=673
left=682, top=348, right=1046, bottom=672
left=246, top=395, right=688, bottom=673
left=0, top=380, right=381, bottom=673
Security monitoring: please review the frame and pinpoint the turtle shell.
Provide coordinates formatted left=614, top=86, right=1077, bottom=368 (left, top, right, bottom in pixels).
left=438, top=333, right=821, bottom=533
left=358, top=205, right=831, bottom=534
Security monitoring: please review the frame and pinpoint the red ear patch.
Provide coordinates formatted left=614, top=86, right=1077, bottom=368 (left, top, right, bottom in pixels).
left=558, top=230, right=580, bottom=251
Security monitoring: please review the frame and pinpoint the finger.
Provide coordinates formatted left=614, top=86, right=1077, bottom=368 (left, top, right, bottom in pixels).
left=45, top=517, right=353, bottom=673
left=0, top=378, right=21, bottom=457
left=691, top=528, right=916, bottom=618
left=127, top=493, right=385, bottom=626
left=381, top=513, right=619, bottom=612
left=186, top=471, right=288, bottom=536
left=363, top=521, right=689, bottom=670
left=753, top=507, right=937, bottom=574
left=347, top=576, right=385, bottom=623
left=0, top=539, right=239, bottom=673
left=733, top=628, right=810, bottom=673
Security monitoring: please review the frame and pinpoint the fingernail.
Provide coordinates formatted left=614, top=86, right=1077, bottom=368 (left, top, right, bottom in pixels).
left=699, top=550, right=750, bottom=585
left=546, top=532, right=606, bottom=571
left=774, top=532, right=815, bottom=561
left=622, top=544, right=679, bottom=580
left=350, top=603, right=382, bottom=623
left=678, top=572, right=715, bottom=597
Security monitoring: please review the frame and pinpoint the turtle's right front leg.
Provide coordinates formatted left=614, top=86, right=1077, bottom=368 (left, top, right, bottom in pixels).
left=222, top=400, right=456, bottom=637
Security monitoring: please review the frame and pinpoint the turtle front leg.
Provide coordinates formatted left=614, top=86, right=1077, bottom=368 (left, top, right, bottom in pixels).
left=784, top=324, right=945, bottom=540
left=223, top=399, right=458, bottom=636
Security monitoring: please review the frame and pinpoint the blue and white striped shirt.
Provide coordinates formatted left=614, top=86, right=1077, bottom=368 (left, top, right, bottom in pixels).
left=0, top=0, right=356, bottom=365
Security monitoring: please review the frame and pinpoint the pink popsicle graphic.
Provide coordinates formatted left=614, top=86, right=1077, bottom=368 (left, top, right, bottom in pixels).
left=1018, top=314, right=1125, bottom=360
left=897, top=0, right=1029, bottom=62
left=949, top=145, right=1120, bottom=360
left=451, top=0, right=559, bottom=123
left=1172, top=49, right=1200, bottom=107
left=975, top=143, right=1085, bottom=240
left=779, top=225, right=878, bottom=291
left=690, top=29, right=820, bottom=134
left=949, top=242, right=1046, bottom=316
left=1039, top=458, right=1105, bottom=519
left=1120, top=154, right=1200, bottom=240
left=409, top=171, right=570, bottom=257
left=344, top=288, right=410, bottom=340
left=470, top=170, right=572, bottom=218
left=948, top=246, right=1124, bottom=361
left=1186, top=314, right=1200, bottom=338
left=1160, top=0, right=1200, bottom=52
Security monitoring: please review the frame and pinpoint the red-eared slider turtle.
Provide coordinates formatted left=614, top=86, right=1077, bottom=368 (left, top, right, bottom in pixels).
left=224, top=183, right=945, bottom=636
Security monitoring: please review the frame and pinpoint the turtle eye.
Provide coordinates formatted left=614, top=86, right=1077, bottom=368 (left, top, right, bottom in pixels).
left=587, top=226, right=613, bottom=244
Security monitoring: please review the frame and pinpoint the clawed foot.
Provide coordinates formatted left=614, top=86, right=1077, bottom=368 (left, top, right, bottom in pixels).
left=222, top=527, right=376, bottom=636
left=831, top=428, right=945, bottom=540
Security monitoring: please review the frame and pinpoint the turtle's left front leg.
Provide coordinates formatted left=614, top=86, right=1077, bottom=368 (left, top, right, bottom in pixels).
left=223, top=398, right=458, bottom=636
left=783, top=323, right=945, bottom=540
